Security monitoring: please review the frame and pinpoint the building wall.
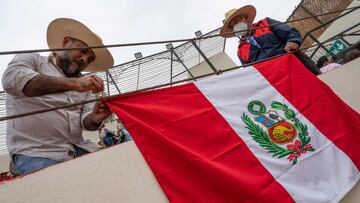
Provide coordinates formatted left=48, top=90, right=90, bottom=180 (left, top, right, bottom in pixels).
left=316, top=0, right=360, bottom=45
left=287, top=0, right=353, bottom=48
left=307, top=1, right=360, bottom=60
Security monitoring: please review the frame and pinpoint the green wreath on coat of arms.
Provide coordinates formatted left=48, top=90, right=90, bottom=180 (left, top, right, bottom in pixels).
left=241, top=100, right=315, bottom=165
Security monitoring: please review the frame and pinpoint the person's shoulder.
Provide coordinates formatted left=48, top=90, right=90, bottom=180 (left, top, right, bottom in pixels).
left=253, top=17, right=277, bottom=26
left=264, top=17, right=280, bottom=24
left=254, top=17, right=272, bottom=23
left=12, top=53, right=43, bottom=62
left=253, top=18, right=265, bottom=26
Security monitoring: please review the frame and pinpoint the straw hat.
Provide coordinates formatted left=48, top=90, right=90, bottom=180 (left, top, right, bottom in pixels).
left=220, top=5, right=256, bottom=38
left=47, top=18, right=114, bottom=72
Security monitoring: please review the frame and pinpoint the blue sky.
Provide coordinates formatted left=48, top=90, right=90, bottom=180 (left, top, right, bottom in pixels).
left=0, top=0, right=301, bottom=90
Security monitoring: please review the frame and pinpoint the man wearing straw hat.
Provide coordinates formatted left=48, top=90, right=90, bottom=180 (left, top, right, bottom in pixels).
left=220, top=5, right=320, bottom=75
left=2, top=18, right=114, bottom=175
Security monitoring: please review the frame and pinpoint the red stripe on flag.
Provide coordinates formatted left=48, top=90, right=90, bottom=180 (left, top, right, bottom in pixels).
left=254, top=54, right=360, bottom=170
left=106, top=83, right=294, bottom=202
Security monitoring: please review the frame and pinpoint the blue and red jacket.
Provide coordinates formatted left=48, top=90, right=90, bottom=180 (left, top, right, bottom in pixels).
left=237, top=17, right=303, bottom=64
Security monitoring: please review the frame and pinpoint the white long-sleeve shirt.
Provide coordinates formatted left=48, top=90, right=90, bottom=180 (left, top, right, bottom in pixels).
left=2, top=53, right=99, bottom=161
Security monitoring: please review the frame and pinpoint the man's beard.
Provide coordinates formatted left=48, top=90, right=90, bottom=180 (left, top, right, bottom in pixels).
left=58, top=54, right=83, bottom=77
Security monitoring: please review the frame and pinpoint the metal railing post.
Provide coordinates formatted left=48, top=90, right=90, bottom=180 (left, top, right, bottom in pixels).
left=308, top=33, right=334, bottom=57
left=191, top=40, right=219, bottom=74
left=106, top=72, right=110, bottom=96
left=106, top=71, right=121, bottom=94
left=171, top=49, right=197, bottom=81
left=170, top=51, right=173, bottom=84
left=136, top=61, right=141, bottom=90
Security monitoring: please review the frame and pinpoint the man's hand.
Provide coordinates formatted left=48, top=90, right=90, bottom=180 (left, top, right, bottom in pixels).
left=91, top=102, right=112, bottom=123
left=284, top=42, right=299, bottom=53
left=73, top=74, right=104, bottom=93
left=84, top=102, right=113, bottom=130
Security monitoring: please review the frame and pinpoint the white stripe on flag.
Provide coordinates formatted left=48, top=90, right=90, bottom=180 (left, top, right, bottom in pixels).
left=195, top=66, right=360, bottom=202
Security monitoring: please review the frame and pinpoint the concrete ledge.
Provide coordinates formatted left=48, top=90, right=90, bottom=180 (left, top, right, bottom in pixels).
left=0, top=141, right=168, bottom=203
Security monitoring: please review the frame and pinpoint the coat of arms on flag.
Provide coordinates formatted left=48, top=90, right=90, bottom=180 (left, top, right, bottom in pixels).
left=241, top=100, right=315, bottom=165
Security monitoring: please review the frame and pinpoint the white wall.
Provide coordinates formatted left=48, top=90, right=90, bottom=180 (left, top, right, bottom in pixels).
left=0, top=154, right=9, bottom=173
left=318, top=58, right=360, bottom=113
left=0, top=141, right=168, bottom=203
left=319, top=58, right=360, bottom=203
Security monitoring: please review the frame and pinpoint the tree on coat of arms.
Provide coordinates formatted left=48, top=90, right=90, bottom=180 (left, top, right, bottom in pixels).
left=241, top=100, right=315, bottom=165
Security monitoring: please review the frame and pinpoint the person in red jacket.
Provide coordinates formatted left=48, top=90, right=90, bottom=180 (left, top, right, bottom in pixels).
left=220, top=5, right=320, bottom=75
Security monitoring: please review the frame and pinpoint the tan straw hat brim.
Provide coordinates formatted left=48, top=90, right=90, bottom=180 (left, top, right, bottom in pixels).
left=47, top=18, right=114, bottom=72
left=220, top=5, right=256, bottom=38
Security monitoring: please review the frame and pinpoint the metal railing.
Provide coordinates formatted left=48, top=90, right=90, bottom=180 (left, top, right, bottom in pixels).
left=95, top=28, right=225, bottom=96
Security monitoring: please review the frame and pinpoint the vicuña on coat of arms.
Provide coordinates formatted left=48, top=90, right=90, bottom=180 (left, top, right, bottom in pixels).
left=241, top=100, right=315, bottom=165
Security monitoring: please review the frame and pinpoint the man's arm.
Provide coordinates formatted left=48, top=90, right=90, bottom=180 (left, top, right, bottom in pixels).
left=23, top=74, right=104, bottom=97
left=2, top=54, right=104, bottom=97
left=266, top=17, right=303, bottom=50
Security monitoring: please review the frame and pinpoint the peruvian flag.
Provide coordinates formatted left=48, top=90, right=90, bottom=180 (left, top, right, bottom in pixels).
left=105, top=54, right=360, bottom=202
